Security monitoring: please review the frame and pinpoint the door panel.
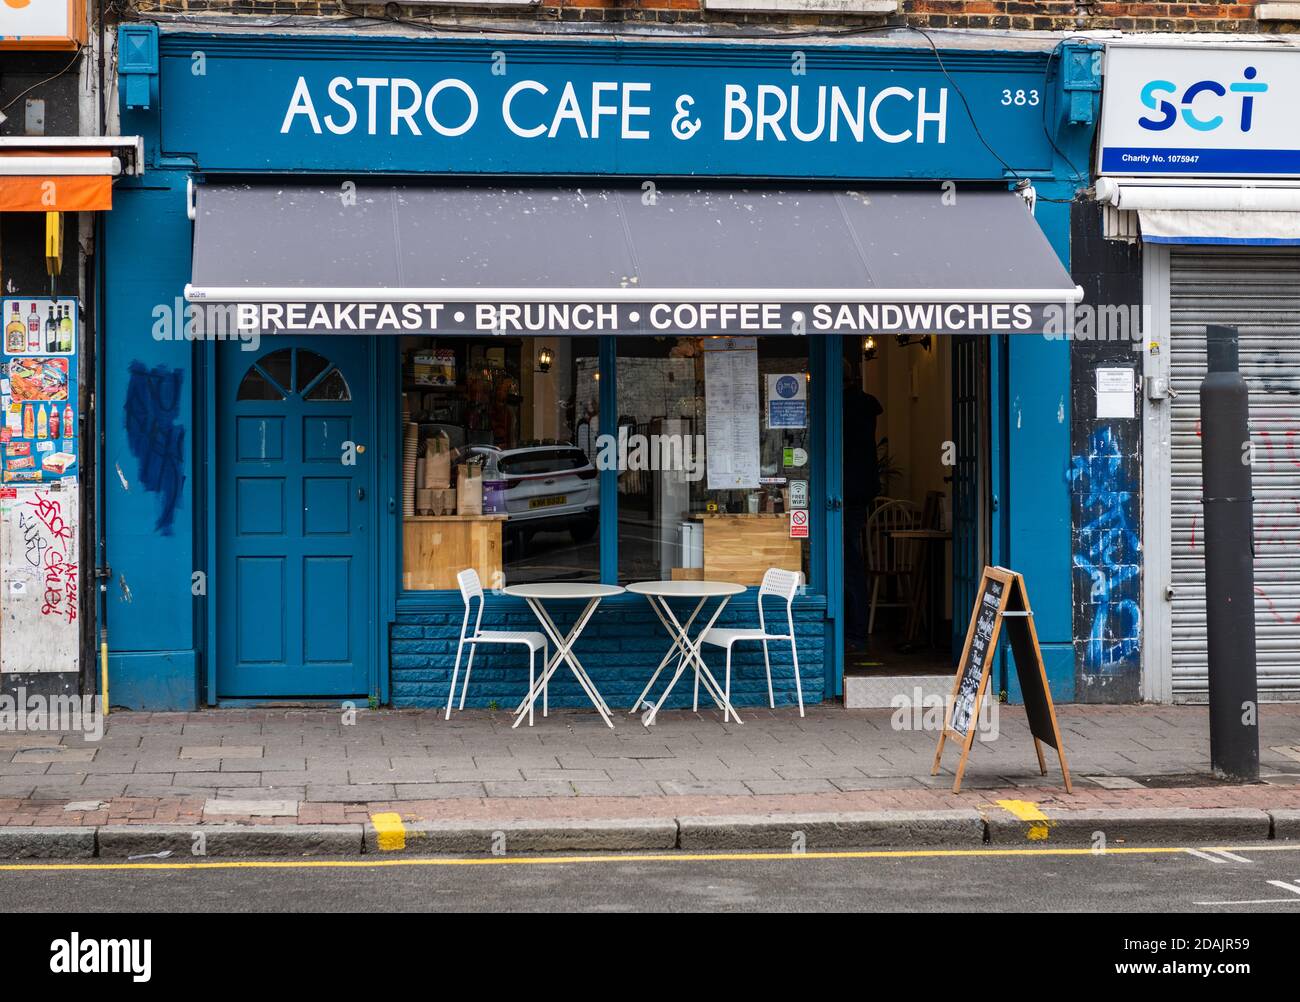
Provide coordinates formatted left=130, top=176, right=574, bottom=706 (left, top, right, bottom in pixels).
left=217, top=339, right=371, bottom=698
left=951, top=335, right=990, bottom=659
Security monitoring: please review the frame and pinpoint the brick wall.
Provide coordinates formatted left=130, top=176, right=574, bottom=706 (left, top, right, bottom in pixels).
left=126, top=0, right=1290, bottom=32
left=391, top=592, right=827, bottom=711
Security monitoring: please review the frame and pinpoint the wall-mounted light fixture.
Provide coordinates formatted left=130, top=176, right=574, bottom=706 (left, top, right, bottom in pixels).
left=536, top=345, right=554, bottom=373
left=863, top=336, right=878, bottom=362
left=895, top=334, right=932, bottom=351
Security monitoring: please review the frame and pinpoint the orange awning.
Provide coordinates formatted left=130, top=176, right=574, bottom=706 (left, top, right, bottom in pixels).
left=0, top=175, right=113, bottom=212
left=0, top=149, right=118, bottom=212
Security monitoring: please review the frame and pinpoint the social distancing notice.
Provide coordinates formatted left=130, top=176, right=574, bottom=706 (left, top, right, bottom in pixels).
left=931, top=566, right=1071, bottom=794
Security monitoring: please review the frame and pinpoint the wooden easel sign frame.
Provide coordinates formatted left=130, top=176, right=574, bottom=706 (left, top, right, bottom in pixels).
left=931, top=566, right=1072, bottom=794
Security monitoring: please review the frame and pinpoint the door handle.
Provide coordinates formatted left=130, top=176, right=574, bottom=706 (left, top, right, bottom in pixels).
left=826, top=497, right=842, bottom=511
left=357, top=487, right=366, bottom=501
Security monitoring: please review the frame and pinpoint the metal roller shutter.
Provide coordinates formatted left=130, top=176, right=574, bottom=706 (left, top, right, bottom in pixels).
left=1169, top=247, right=1300, bottom=701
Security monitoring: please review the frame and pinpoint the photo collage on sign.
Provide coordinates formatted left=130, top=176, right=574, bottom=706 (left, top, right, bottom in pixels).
left=1, top=298, right=78, bottom=484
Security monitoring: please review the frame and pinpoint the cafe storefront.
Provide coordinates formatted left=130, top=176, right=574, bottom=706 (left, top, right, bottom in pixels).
left=100, top=25, right=1098, bottom=711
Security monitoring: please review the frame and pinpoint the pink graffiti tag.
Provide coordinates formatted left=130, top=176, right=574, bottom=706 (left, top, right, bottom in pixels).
left=26, top=492, right=72, bottom=551
left=21, top=492, right=76, bottom=621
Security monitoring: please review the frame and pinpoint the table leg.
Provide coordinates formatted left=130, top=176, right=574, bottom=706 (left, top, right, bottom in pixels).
left=516, top=597, right=600, bottom=711
left=629, top=596, right=707, bottom=713
left=513, top=597, right=614, bottom=729
left=644, top=596, right=741, bottom=726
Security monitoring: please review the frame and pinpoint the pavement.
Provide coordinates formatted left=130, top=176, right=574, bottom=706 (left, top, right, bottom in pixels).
left=2, top=703, right=1300, bottom=857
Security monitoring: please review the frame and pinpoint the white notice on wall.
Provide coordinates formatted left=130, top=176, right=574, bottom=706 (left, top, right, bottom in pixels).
left=1, top=487, right=79, bottom=674
left=1096, top=367, right=1135, bottom=419
left=703, top=337, right=760, bottom=490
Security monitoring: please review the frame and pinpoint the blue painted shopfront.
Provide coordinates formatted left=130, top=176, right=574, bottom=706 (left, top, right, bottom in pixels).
left=101, top=27, right=1099, bottom=710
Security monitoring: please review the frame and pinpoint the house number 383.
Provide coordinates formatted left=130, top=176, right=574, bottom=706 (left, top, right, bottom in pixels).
left=1001, top=89, right=1040, bottom=106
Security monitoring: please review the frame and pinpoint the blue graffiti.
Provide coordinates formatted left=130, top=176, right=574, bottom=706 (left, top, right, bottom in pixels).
left=1069, top=426, right=1141, bottom=672
left=124, top=362, right=186, bottom=535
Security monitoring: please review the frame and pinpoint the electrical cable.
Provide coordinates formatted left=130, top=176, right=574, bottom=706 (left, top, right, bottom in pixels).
left=0, top=46, right=84, bottom=116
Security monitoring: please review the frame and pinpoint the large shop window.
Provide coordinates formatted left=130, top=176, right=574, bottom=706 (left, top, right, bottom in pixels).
left=616, top=336, right=810, bottom=586
left=400, top=336, right=600, bottom=589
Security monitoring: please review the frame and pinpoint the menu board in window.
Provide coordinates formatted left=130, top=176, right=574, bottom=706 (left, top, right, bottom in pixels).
left=702, top=337, right=759, bottom=491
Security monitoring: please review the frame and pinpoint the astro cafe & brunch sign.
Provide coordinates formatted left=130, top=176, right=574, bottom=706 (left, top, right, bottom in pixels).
left=157, top=42, right=1059, bottom=178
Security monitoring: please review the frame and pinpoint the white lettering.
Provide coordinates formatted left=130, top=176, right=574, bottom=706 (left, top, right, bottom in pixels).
left=280, top=76, right=321, bottom=134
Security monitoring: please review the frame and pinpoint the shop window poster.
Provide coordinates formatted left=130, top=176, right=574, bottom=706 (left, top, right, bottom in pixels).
left=1, top=298, right=78, bottom=484
left=766, top=373, right=807, bottom=429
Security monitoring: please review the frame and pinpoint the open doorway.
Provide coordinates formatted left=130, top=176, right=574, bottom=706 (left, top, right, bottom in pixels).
left=841, top=335, right=989, bottom=705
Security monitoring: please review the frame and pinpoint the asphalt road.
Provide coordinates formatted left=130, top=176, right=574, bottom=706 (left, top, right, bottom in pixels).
left=4, top=843, right=1300, bottom=913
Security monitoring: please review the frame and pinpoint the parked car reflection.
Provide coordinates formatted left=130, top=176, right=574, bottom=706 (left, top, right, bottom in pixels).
left=456, top=444, right=599, bottom=554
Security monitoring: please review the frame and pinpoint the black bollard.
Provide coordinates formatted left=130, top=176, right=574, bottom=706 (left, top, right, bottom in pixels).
left=1200, top=324, right=1259, bottom=782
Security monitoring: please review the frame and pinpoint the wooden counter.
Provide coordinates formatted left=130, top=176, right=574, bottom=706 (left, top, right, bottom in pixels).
left=688, top=513, right=802, bottom=586
left=403, top=515, right=505, bottom=591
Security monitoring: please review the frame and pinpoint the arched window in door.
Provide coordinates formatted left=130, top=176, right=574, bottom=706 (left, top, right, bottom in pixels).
left=236, top=348, right=352, bottom=402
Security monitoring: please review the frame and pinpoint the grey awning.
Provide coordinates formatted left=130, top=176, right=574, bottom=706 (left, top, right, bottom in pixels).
left=187, top=183, right=1081, bottom=336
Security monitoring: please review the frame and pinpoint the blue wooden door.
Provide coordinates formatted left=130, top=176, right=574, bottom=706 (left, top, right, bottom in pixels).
left=217, top=338, right=372, bottom=698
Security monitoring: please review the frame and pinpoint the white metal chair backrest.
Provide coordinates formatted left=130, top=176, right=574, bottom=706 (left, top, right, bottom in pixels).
left=758, top=568, right=803, bottom=637
left=760, top=567, right=802, bottom=602
left=457, top=568, right=484, bottom=602
left=866, top=501, right=918, bottom=573
left=457, top=568, right=486, bottom=638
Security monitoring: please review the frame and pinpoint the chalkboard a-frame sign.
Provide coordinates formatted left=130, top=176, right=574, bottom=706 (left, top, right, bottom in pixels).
left=931, top=566, right=1073, bottom=795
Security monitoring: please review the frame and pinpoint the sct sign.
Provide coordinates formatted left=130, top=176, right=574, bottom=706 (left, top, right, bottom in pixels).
left=0, top=0, right=84, bottom=49
left=1099, top=44, right=1300, bottom=177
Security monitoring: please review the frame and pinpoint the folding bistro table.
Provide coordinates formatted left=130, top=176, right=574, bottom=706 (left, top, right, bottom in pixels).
left=503, top=582, right=625, bottom=729
left=626, top=580, right=747, bottom=726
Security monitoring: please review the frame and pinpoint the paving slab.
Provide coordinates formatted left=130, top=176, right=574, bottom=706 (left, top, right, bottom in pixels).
left=203, top=798, right=299, bottom=818
left=179, top=745, right=264, bottom=760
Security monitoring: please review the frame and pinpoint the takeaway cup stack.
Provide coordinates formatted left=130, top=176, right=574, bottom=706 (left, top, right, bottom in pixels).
left=402, top=423, right=419, bottom=516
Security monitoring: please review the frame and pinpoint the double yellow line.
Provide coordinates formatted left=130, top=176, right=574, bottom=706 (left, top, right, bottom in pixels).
left=4, top=843, right=1283, bottom=874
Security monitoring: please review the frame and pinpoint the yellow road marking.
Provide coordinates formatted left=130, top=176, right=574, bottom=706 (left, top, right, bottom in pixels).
left=2, top=843, right=1287, bottom=873
left=369, top=812, right=406, bottom=852
left=996, top=799, right=1051, bottom=841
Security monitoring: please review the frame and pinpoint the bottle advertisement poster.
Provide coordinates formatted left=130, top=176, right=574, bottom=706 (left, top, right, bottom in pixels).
left=1, top=297, right=78, bottom=485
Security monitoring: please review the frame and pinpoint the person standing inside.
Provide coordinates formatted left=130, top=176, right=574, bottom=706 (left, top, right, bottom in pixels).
left=843, top=353, right=884, bottom=647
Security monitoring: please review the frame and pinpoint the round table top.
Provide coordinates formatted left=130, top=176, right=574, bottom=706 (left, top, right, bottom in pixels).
left=502, top=582, right=626, bottom=600
left=625, top=580, right=747, bottom=598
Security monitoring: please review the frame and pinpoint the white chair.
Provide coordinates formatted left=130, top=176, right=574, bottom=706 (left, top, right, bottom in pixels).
left=446, top=569, right=548, bottom=727
left=700, top=568, right=805, bottom=719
